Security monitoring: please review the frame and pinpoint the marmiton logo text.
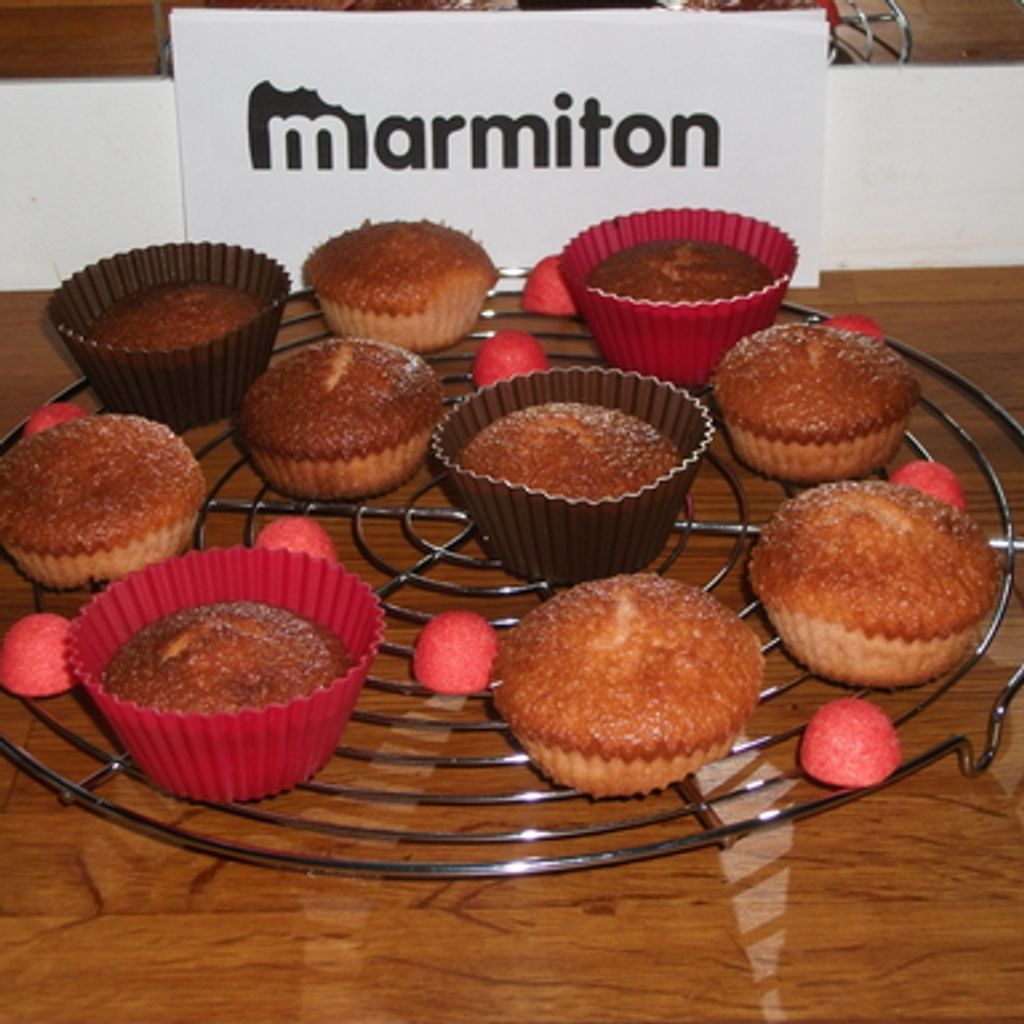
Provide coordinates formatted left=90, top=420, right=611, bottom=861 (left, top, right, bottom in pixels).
left=248, top=81, right=721, bottom=172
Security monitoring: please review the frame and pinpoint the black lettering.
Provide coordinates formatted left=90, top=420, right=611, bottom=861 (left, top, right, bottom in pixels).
left=375, top=116, right=426, bottom=169
left=554, top=91, right=573, bottom=168
left=431, top=115, right=467, bottom=169
left=579, top=97, right=613, bottom=167
left=614, top=114, right=665, bottom=168
left=671, top=113, right=720, bottom=167
left=470, top=114, right=550, bottom=169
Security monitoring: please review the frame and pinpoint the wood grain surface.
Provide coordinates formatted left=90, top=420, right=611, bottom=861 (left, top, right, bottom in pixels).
left=1, top=267, right=1023, bottom=1024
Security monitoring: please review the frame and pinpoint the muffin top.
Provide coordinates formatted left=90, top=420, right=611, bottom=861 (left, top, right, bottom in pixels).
left=304, top=220, right=497, bottom=315
left=713, top=323, right=920, bottom=442
left=749, top=480, right=1001, bottom=641
left=457, top=401, right=682, bottom=501
left=0, top=414, right=205, bottom=555
left=585, top=239, right=775, bottom=304
left=88, top=283, right=265, bottom=352
left=495, top=573, right=765, bottom=759
left=239, top=337, right=443, bottom=460
left=103, top=600, right=351, bottom=715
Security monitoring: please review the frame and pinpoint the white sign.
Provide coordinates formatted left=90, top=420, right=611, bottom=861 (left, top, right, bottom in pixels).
left=172, top=9, right=827, bottom=288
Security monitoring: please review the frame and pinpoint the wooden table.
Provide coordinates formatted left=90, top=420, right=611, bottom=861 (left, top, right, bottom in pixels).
left=1, top=267, right=1023, bottom=1024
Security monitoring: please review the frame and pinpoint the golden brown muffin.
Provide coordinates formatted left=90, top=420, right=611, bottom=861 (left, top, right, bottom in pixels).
left=239, top=337, right=444, bottom=499
left=749, top=480, right=1001, bottom=687
left=88, top=283, right=264, bottom=352
left=585, top=239, right=775, bottom=305
left=103, top=600, right=351, bottom=715
left=305, top=220, right=498, bottom=353
left=713, top=323, right=920, bottom=483
left=495, top=573, right=765, bottom=797
left=457, top=401, right=682, bottom=501
left=0, top=414, right=205, bottom=590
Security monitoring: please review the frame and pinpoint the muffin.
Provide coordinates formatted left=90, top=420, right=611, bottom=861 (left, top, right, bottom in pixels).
left=47, top=242, right=290, bottom=434
left=432, top=366, right=714, bottom=584
left=457, top=402, right=682, bottom=501
left=560, top=208, right=798, bottom=386
left=585, top=240, right=775, bottom=305
left=495, top=573, right=765, bottom=798
left=0, top=413, right=205, bottom=590
left=304, top=220, right=498, bottom=353
left=713, top=323, right=920, bottom=482
left=103, top=600, right=352, bottom=715
left=239, top=336, right=444, bottom=499
left=749, top=480, right=1002, bottom=687
left=68, top=546, right=385, bottom=802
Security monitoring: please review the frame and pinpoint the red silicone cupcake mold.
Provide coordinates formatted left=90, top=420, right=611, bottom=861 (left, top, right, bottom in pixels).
left=67, top=545, right=384, bottom=802
left=560, top=208, right=798, bottom=386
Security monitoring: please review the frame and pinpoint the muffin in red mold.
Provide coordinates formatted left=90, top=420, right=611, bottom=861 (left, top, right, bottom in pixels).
left=560, top=208, right=798, bottom=386
left=67, top=545, right=384, bottom=802
left=48, top=242, right=290, bottom=433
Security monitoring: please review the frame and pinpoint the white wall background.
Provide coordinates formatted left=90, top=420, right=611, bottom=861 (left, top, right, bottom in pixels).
left=2, top=64, right=1022, bottom=290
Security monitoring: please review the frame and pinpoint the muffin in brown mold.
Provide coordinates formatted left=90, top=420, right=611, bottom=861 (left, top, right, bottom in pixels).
left=585, top=239, right=775, bottom=305
left=713, top=323, right=920, bottom=483
left=749, top=480, right=1001, bottom=687
left=48, top=242, right=290, bottom=433
left=494, top=573, right=765, bottom=798
left=432, top=366, right=714, bottom=584
left=0, top=413, right=205, bottom=590
left=304, top=219, right=498, bottom=353
left=239, top=337, right=444, bottom=499
left=87, top=283, right=263, bottom=351
left=457, top=402, right=682, bottom=501
left=103, top=600, right=351, bottom=715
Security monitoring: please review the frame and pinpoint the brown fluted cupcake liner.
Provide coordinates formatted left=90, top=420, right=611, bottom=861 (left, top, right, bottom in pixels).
left=560, top=208, right=798, bottom=386
left=48, top=242, right=290, bottom=433
left=67, top=546, right=384, bottom=802
left=431, top=366, right=715, bottom=585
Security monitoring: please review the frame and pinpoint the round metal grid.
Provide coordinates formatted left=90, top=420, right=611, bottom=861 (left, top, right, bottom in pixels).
left=1, top=280, right=1021, bottom=879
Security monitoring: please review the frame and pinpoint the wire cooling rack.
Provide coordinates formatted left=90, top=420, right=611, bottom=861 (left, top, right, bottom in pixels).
left=1, top=280, right=1021, bottom=878
left=832, top=0, right=912, bottom=63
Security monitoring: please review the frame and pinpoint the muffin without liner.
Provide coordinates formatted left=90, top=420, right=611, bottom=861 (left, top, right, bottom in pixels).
left=305, top=220, right=497, bottom=353
left=749, top=480, right=1001, bottom=687
left=0, top=413, right=205, bottom=590
left=495, top=573, right=765, bottom=798
left=713, top=323, right=920, bottom=483
left=239, top=337, right=444, bottom=500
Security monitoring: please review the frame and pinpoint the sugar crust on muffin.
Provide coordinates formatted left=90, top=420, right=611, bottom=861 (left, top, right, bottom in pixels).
left=239, top=336, right=443, bottom=499
left=457, top=401, right=682, bottom=501
left=749, top=480, right=1001, bottom=687
left=585, top=239, right=775, bottom=305
left=0, top=413, right=205, bottom=589
left=305, top=219, right=498, bottom=353
left=88, top=283, right=265, bottom=352
left=495, top=573, right=765, bottom=797
left=713, top=323, right=920, bottom=483
left=103, top=600, right=351, bottom=715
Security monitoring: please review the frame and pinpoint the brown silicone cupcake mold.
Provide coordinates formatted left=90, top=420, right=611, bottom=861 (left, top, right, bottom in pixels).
left=431, top=366, right=715, bottom=585
left=48, top=242, right=290, bottom=433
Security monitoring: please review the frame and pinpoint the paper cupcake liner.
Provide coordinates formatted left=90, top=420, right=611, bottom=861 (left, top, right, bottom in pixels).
left=560, top=208, right=798, bottom=386
left=67, top=546, right=384, bottom=802
left=431, top=367, right=714, bottom=585
left=48, top=242, right=290, bottom=433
